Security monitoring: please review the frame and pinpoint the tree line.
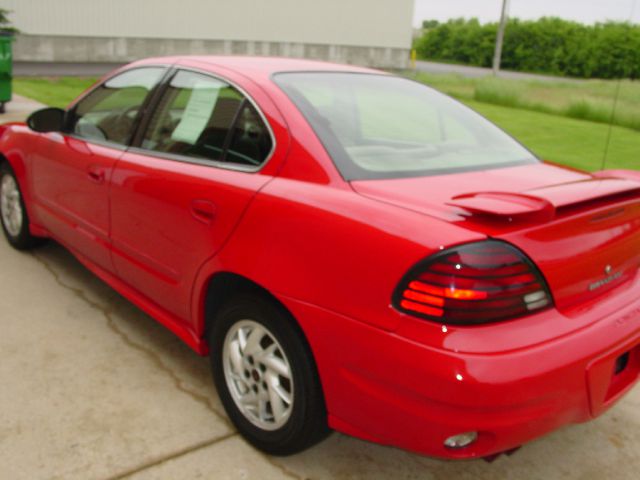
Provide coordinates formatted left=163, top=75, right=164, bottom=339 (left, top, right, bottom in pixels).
left=415, top=18, right=640, bottom=79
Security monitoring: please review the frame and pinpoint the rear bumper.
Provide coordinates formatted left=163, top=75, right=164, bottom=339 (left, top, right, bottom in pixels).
left=281, top=295, right=640, bottom=459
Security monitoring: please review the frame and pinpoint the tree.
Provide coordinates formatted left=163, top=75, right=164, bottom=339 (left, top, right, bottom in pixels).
left=422, top=20, right=440, bottom=30
left=0, top=8, right=18, bottom=34
left=414, top=17, right=640, bottom=79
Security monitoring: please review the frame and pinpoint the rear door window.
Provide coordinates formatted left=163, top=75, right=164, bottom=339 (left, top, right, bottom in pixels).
left=142, top=70, right=273, bottom=167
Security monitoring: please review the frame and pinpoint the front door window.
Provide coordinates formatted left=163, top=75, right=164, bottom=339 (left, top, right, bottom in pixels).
left=69, top=67, right=166, bottom=145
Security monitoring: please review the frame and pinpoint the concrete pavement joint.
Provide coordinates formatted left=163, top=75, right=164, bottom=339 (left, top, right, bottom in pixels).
left=258, top=453, right=309, bottom=480
left=31, top=252, right=310, bottom=480
left=101, top=432, right=239, bottom=480
left=30, top=251, right=234, bottom=429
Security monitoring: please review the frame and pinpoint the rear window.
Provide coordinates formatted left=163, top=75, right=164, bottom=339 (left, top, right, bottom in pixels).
left=273, top=72, right=538, bottom=180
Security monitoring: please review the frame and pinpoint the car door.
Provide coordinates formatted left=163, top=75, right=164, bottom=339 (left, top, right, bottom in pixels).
left=110, top=69, right=276, bottom=322
left=31, top=66, right=167, bottom=271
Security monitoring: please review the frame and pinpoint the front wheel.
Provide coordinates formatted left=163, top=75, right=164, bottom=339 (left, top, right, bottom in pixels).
left=0, top=163, right=43, bottom=250
left=209, top=293, right=330, bottom=455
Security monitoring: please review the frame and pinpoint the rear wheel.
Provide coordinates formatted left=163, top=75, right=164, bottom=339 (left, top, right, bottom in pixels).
left=0, top=163, right=43, bottom=250
left=209, top=293, right=329, bottom=455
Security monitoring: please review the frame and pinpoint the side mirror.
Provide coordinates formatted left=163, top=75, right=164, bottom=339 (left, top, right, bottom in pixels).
left=26, top=107, right=66, bottom=133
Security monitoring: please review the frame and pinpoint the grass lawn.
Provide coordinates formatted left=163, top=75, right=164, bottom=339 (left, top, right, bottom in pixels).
left=13, top=77, right=97, bottom=109
left=10, top=75, right=640, bottom=172
left=407, top=72, right=640, bottom=132
left=468, top=101, right=640, bottom=171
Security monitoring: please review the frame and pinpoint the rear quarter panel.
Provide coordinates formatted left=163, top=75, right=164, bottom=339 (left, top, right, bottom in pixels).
left=193, top=177, right=485, bottom=334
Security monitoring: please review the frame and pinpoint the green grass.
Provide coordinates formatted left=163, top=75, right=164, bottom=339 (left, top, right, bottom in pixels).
left=10, top=75, right=640, bottom=172
left=406, top=72, right=640, bottom=133
left=468, top=101, right=640, bottom=171
left=473, top=80, right=525, bottom=108
left=13, top=77, right=98, bottom=108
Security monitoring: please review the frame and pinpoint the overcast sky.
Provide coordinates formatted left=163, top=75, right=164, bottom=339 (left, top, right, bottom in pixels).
left=413, top=0, right=639, bottom=27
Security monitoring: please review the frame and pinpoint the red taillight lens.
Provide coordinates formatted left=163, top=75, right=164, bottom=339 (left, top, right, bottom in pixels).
left=393, top=241, right=552, bottom=325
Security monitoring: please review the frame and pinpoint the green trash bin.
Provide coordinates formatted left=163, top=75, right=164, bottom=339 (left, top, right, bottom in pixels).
left=0, top=32, right=14, bottom=114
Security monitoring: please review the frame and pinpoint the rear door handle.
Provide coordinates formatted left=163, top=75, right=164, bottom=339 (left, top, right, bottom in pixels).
left=87, top=166, right=105, bottom=184
left=190, top=199, right=216, bottom=225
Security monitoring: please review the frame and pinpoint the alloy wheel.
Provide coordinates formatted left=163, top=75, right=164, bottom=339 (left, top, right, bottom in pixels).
left=222, top=319, right=294, bottom=431
left=0, top=174, right=24, bottom=238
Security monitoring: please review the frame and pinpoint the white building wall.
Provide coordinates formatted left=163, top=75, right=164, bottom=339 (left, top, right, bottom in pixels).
left=4, top=0, right=414, bottom=67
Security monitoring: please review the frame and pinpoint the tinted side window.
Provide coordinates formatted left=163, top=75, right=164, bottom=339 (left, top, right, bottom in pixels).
left=70, top=67, right=165, bottom=145
left=142, top=70, right=272, bottom=167
left=226, top=103, right=273, bottom=166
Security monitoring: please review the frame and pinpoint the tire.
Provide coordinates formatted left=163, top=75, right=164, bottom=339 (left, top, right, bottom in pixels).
left=209, top=293, right=330, bottom=455
left=0, top=162, right=43, bottom=250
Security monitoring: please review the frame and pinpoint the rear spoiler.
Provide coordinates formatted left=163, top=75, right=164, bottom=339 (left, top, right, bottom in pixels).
left=593, top=170, right=640, bottom=182
left=448, top=173, right=640, bottom=222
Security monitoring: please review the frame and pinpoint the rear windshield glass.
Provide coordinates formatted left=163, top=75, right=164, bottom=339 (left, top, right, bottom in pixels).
left=273, top=73, right=538, bottom=180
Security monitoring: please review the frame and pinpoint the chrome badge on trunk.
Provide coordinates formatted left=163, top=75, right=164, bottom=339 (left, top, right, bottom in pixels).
left=589, top=265, right=622, bottom=291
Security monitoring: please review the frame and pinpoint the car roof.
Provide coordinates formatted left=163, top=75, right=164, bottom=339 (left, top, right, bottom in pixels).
left=128, top=55, right=384, bottom=82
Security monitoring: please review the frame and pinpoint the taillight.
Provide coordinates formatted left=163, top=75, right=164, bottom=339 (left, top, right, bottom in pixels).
left=393, top=240, right=552, bottom=325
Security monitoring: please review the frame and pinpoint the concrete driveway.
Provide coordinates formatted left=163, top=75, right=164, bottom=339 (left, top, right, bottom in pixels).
left=2, top=99, right=640, bottom=480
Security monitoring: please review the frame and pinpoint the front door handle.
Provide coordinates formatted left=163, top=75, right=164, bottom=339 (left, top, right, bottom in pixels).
left=190, top=199, right=216, bottom=225
left=87, top=166, right=105, bottom=184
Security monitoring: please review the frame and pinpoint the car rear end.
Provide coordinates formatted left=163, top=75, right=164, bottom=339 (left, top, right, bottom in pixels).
left=271, top=70, right=640, bottom=458
left=343, top=173, right=640, bottom=459
left=298, top=196, right=640, bottom=458
left=301, top=290, right=639, bottom=459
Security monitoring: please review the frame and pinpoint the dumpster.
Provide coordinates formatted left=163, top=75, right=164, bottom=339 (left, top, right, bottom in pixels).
left=0, top=32, right=13, bottom=114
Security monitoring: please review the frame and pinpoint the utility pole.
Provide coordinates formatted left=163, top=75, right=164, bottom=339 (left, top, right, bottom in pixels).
left=492, top=0, right=510, bottom=76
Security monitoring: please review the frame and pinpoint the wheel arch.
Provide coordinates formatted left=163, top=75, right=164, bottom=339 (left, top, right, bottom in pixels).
left=0, top=147, right=48, bottom=239
left=0, top=127, right=36, bottom=211
left=201, top=271, right=310, bottom=353
left=0, top=150, right=20, bottom=172
left=200, top=269, right=330, bottom=407
left=0, top=150, right=30, bottom=210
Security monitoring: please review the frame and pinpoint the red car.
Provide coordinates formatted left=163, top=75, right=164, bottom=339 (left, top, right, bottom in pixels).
left=1, top=56, right=639, bottom=460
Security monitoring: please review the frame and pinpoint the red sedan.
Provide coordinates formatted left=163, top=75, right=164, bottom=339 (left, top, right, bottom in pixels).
left=1, top=56, right=639, bottom=460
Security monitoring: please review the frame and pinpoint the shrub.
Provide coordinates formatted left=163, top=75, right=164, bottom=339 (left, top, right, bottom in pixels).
left=415, top=18, right=640, bottom=80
